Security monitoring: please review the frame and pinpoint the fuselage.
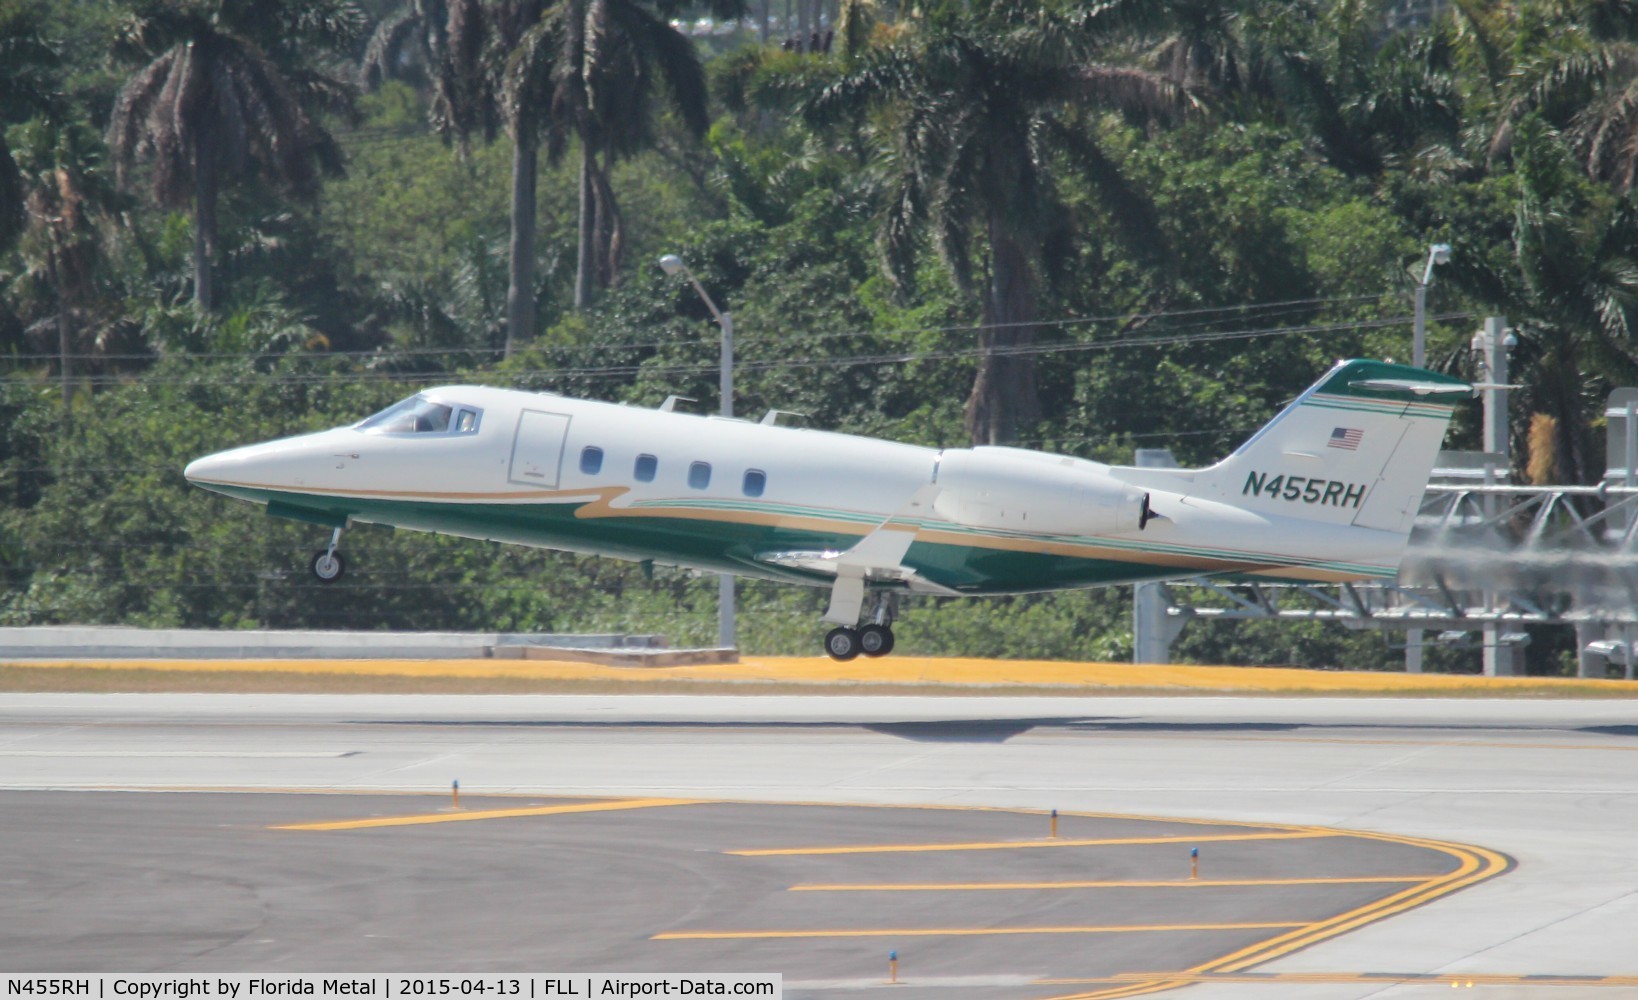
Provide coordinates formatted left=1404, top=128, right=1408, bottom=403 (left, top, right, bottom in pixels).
left=183, top=384, right=1413, bottom=596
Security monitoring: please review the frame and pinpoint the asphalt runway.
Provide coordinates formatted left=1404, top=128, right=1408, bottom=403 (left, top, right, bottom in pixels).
left=2, top=694, right=1637, bottom=1000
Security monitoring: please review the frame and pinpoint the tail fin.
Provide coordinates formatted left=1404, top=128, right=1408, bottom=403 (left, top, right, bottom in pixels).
left=1191, top=360, right=1471, bottom=534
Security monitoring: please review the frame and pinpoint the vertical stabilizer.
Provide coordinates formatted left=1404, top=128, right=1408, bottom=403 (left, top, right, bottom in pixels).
left=1190, top=360, right=1472, bottom=535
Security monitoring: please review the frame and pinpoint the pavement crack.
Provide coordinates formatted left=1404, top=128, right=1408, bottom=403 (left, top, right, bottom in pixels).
left=1436, top=883, right=1638, bottom=970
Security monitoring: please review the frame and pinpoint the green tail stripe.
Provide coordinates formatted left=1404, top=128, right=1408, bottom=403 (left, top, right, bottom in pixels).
left=1312, top=359, right=1471, bottom=403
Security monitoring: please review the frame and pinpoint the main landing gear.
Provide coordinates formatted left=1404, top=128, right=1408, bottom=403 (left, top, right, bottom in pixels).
left=823, top=593, right=897, bottom=661
left=309, top=526, right=345, bottom=583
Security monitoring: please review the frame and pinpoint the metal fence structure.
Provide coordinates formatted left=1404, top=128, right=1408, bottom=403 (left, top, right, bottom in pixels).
left=1134, top=323, right=1638, bottom=679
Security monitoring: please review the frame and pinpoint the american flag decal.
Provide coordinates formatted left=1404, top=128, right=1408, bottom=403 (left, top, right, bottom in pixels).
left=1328, top=426, right=1364, bottom=451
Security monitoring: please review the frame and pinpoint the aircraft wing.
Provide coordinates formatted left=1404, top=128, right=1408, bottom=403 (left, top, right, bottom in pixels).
left=752, top=485, right=960, bottom=620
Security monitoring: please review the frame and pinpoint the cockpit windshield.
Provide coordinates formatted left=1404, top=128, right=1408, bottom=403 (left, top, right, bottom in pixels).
left=357, top=396, right=454, bottom=434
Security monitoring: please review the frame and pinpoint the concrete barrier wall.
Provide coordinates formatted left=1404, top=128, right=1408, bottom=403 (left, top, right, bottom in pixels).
left=0, top=627, right=667, bottom=661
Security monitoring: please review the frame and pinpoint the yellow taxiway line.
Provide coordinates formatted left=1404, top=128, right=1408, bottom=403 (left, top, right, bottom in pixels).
left=273, top=797, right=699, bottom=831
left=1044, top=827, right=1512, bottom=1000
left=653, top=921, right=1309, bottom=941
left=254, top=795, right=1512, bottom=997
left=790, top=875, right=1433, bottom=891
left=729, top=829, right=1334, bottom=857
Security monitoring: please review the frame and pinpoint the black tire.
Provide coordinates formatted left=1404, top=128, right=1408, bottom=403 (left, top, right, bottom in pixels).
left=310, top=549, right=345, bottom=583
left=858, top=624, right=895, bottom=657
left=824, top=626, right=860, bottom=661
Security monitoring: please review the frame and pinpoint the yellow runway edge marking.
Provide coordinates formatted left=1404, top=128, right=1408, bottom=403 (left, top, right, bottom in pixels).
left=273, top=797, right=700, bottom=831
left=20, top=654, right=1638, bottom=697
left=791, top=875, right=1432, bottom=892
left=730, top=829, right=1333, bottom=857
left=653, top=921, right=1309, bottom=941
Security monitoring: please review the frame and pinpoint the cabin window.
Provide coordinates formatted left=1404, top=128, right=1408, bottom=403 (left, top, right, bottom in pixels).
left=358, top=396, right=454, bottom=434
left=580, top=446, right=604, bottom=475
left=688, top=461, right=712, bottom=490
left=634, top=454, right=657, bottom=482
left=742, top=469, right=766, bottom=497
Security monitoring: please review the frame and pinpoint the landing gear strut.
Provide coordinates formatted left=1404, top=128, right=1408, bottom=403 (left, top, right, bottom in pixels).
left=310, top=526, right=345, bottom=583
left=822, top=593, right=898, bottom=661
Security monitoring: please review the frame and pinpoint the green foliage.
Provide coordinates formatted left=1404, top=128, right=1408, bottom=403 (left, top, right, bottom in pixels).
left=5, top=0, right=1638, bottom=674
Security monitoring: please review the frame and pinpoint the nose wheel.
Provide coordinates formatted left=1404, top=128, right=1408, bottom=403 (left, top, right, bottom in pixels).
left=309, top=527, right=345, bottom=583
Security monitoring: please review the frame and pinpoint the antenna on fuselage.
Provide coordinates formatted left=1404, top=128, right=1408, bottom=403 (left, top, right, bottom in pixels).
left=759, top=410, right=808, bottom=426
left=658, top=395, right=696, bottom=412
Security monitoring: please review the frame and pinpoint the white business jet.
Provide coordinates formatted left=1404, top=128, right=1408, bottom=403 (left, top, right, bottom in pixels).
left=184, top=359, right=1470, bottom=659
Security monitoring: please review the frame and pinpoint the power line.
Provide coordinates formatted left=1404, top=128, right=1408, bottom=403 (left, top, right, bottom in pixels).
left=3, top=311, right=1467, bottom=388
left=0, top=292, right=1402, bottom=363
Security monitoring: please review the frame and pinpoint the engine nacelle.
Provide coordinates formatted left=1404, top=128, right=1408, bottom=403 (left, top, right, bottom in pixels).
left=932, top=448, right=1149, bottom=536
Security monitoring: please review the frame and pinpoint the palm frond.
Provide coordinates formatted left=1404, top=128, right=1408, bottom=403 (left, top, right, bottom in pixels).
left=628, top=2, right=709, bottom=137
left=1069, top=64, right=1196, bottom=118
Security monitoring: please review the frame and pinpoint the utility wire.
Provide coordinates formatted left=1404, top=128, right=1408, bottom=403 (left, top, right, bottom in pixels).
left=5, top=311, right=1468, bottom=388
left=2, top=292, right=1399, bottom=363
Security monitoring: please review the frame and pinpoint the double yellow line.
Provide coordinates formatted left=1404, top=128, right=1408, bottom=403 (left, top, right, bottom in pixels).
left=1041, top=827, right=1511, bottom=1000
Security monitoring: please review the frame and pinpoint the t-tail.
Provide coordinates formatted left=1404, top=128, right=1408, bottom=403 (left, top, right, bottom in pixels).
left=1113, top=359, right=1472, bottom=582
left=1198, top=359, right=1472, bottom=534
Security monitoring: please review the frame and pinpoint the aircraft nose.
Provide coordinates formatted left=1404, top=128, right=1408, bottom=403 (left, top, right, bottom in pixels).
left=184, top=444, right=266, bottom=484
left=185, top=427, right=360, bottom=492
left=184, top=436, right=314, bottom=487
left=183, top=452, right=227, bottom=483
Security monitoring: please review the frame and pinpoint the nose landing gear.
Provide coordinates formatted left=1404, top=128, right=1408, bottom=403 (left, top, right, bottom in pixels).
left=309, top=526, right=345, bottom=583
left=823, top=592, right=898, bottom=661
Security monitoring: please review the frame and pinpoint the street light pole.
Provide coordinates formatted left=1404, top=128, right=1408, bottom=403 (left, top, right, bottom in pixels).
left=1413, top=242, right=1451, bottom=370
left=659, top=254, right=737, bottom=650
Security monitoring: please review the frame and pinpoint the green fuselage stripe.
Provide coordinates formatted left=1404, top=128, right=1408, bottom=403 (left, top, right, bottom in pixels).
left=205, top=483, right=1391, bottom=592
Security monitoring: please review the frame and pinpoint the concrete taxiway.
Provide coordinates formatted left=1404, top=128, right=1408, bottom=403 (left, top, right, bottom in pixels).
left=1, top=694, right=1636, bottom=999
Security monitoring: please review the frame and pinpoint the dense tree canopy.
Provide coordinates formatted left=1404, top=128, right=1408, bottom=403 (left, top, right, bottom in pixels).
left=4, top=0, right=1637, bottom=673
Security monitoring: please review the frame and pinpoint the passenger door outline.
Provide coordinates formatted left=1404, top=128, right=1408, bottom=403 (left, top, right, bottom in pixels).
left=508, top=410, right=572, bottom=488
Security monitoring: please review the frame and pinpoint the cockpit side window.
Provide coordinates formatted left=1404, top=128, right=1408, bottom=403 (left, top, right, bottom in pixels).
left=359, top=396, right=477, bottom=436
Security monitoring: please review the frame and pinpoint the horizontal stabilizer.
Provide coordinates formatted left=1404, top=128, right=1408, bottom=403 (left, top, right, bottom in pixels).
left=1348, top=377, right=1475, bottom=396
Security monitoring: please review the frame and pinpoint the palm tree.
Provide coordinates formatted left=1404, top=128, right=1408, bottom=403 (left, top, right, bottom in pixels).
left=1077, top=0, right=1270, bottom=97
left=1255, top=0, right=1460, bottom=179
left=510, top=0, right=711, bottom=312
left=804, top=5, right=1189, bottom=445
left=490, top=0, right=550, bottom=355
left=9, top=119, right=118, bottom=404
left=0, top=0, right=59, bottom=258
left=1462, top=116, right=1638, bottom=485
left=361, top=0, right=444, bottom=91
left=361, top=0, right=500, bottom=156
left=363, top=0, right=558, bottom=357
left=106, top=0, right=364, bottom=311
left=1483, top=0, right=1638, bottom=191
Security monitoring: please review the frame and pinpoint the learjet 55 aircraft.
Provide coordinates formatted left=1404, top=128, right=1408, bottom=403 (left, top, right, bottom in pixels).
left=184, top=359, right=1471, bottom=659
